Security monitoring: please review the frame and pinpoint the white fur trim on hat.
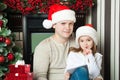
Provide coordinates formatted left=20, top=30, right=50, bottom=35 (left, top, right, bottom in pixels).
left=42, top=9, right=76, bottom=29
left=42, top=19, right=53, bottom=29
left=76, top=26, right=98, bottom=46
left=52, top=10, right=76, bottom=24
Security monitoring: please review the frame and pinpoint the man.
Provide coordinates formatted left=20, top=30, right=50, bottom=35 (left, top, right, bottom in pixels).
left=33, top=4, right=76, bottom=80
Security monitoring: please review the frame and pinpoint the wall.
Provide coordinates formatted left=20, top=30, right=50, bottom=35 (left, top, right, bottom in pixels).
left=91, top=0, right=120, bottom=80
left=110, top=0, right=120, bottom=80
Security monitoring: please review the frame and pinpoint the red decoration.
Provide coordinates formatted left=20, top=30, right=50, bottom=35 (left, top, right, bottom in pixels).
left=5, top=37, right=11, bottom=45
left=8, top=64, right=30, bottom=73
left=7, top=53, right=14, bottom=61
left=70, top=0, right=93, bottom=11
left=85, top=24, right=93, bottom=27
left=4, top=0, right=60, bottom=14
left=0, top=55, right=5, bottom=63
left=0, top=36, right=6, bottom=42
left=5, top=73, right=33, bottom=80
left=5, top=64, right=32, bottom=80
left=4, top=0, right=94, bottom=15
left=0, top=20, right=3, bottom=27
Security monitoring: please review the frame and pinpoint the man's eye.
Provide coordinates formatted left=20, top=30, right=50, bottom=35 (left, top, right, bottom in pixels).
left=88, top=39, right=90, bottom=41
left=70, top=23, right=74, bottom=25
left=61, top=23, right=65, bottom=25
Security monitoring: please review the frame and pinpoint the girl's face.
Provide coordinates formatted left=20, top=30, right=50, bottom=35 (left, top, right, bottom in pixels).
left=53, top=20, right=74, bottom=39
left=78, top=36, right=94, bottom=50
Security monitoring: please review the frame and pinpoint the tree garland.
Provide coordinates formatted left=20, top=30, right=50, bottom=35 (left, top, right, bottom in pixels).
left=3, top=0, right=96, bottom=14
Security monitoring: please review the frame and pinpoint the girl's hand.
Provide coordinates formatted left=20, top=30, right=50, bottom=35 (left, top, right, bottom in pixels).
left=94, top=78, right=103, bottom=80
left=65, top=72, right=70, bottom=80
left=83, top=49, right=92, bottom=55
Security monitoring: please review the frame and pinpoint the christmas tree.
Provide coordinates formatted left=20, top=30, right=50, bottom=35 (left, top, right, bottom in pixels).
left=0, top=2, right=22, bottom=79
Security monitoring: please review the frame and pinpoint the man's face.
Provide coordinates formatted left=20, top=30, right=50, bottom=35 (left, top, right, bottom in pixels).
left=53, top=20, right=74, bottom=39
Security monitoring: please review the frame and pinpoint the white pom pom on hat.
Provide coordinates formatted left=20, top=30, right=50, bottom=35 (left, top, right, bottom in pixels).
left=42, top=4, right=76, bottom=29
left=76, top=25, right=98, bottom=46
left=42, top=19, right=52, bottom=29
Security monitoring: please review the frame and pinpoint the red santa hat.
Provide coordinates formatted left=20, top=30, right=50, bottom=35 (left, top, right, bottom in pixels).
left=76, top=25, right=98, bottom=46
left=42, top=4, right=76, bottom=29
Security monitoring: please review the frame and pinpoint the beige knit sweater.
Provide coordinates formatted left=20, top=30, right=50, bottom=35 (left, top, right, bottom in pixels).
left=33, top=36, right=76, bottom=80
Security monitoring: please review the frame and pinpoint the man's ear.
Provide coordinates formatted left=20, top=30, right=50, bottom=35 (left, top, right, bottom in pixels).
left=52, top=23, right=56, bottom=29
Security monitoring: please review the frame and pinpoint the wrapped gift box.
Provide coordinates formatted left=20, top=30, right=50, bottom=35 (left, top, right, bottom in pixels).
left=5, top=73, right=33, bottom=80
left=8, top=64, right=30, bottom=73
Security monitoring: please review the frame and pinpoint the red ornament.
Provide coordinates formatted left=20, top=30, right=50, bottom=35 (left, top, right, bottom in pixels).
left=7, top=53, right=14, bottom=61
left=0, top=36, right=6, bottom=42
left=5, top=38, right=11, bottom=45
left=0, top=55, right=5, bottom=63
left=0, top=20, right=3, bottom=27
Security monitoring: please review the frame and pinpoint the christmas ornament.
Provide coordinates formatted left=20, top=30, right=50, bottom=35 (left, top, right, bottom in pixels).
left=7, top=53, right=14, bottom=61
left=0, top=36, right=6, bottom=42
left=0, top=55, right=5, bottom=63
left=0, top=20, right=3, bottom=27
left=5, top=37, right=11, bottom=45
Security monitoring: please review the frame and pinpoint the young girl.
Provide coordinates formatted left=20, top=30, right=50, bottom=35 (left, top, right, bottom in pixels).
left=65, top=26, right=103, bottom=80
